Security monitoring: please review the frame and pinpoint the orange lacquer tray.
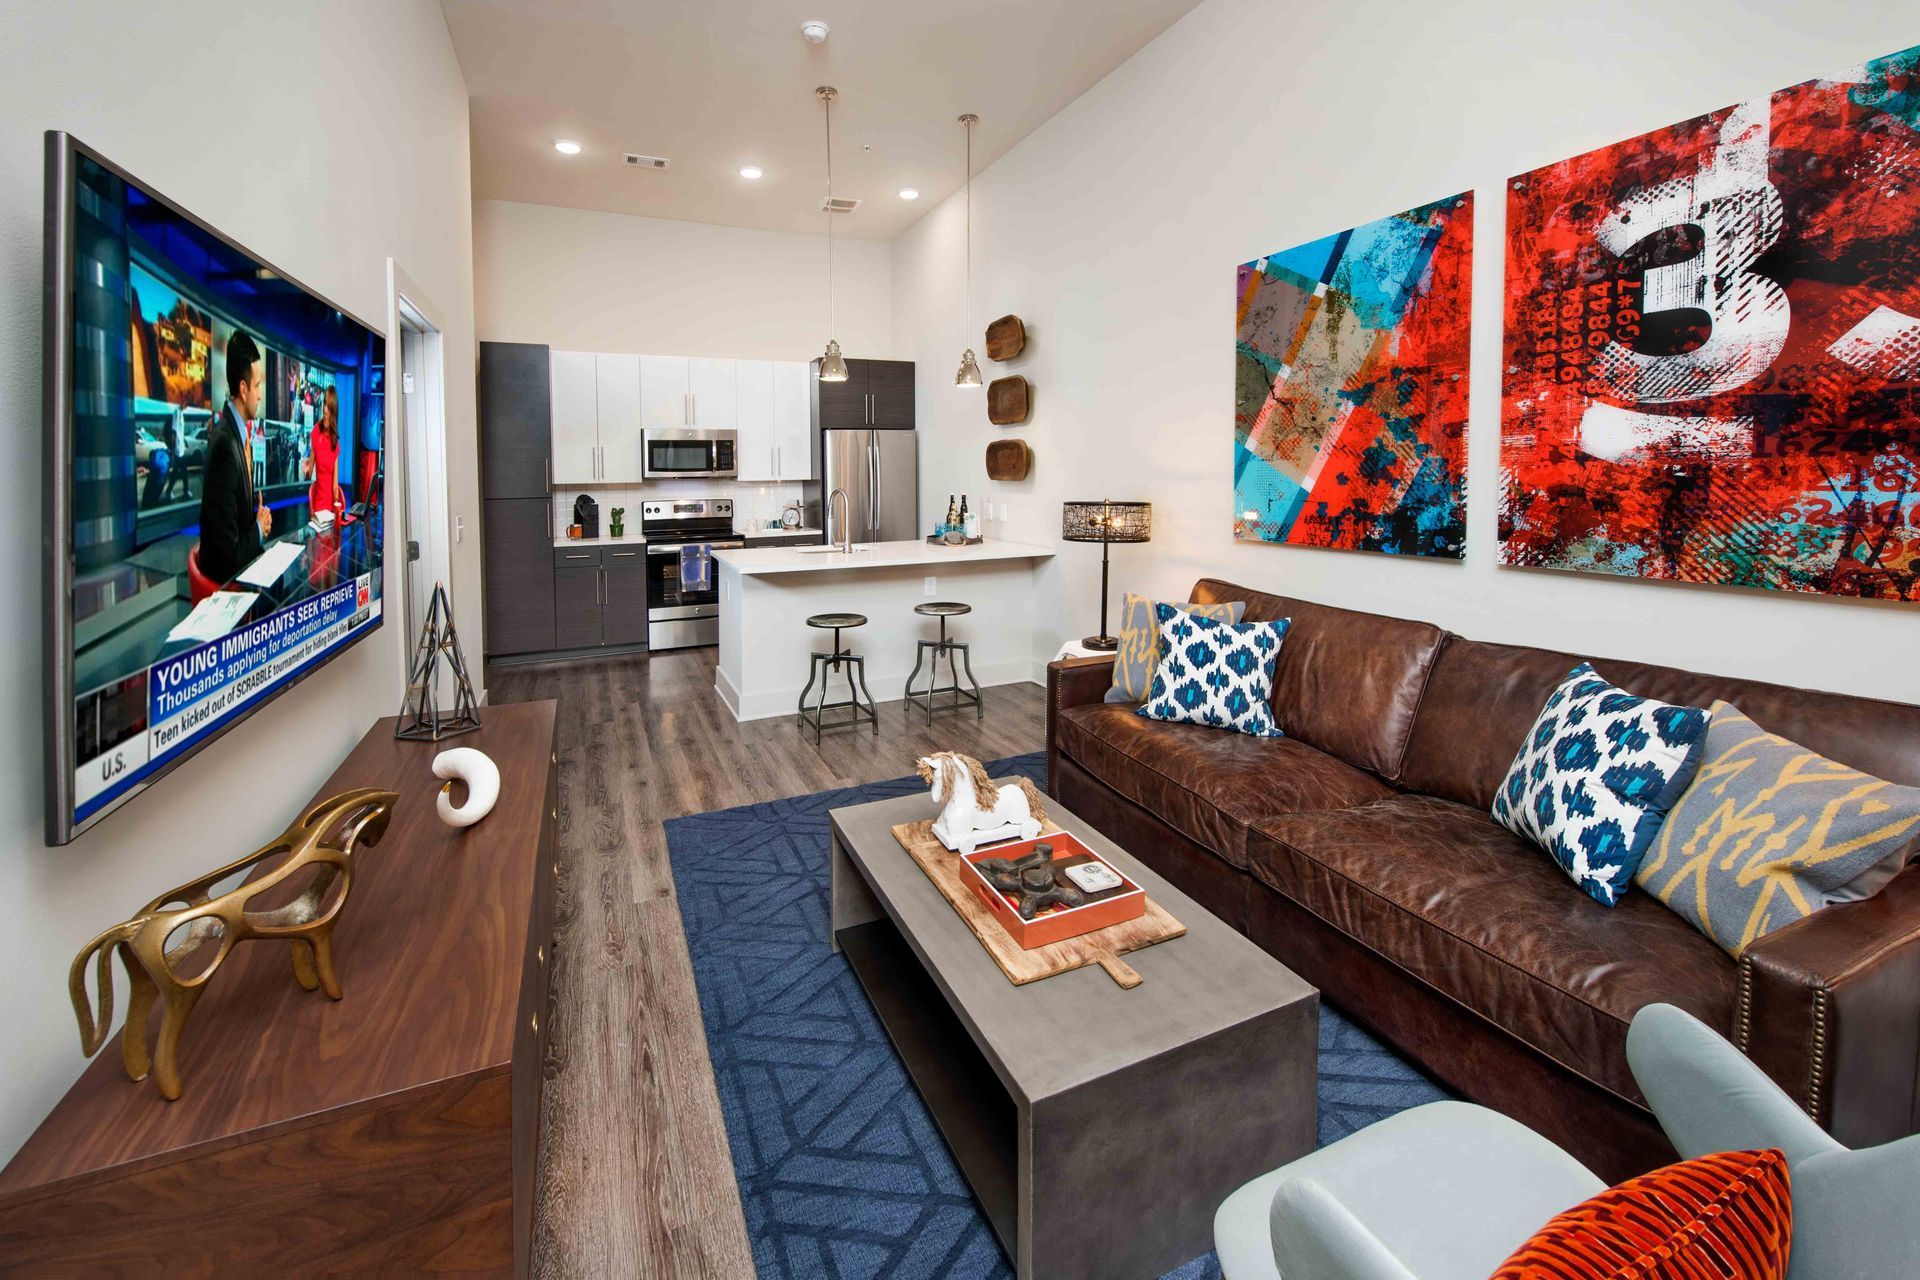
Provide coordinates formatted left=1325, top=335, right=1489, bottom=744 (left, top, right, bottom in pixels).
left=960, top=832, right=1146, bottom=950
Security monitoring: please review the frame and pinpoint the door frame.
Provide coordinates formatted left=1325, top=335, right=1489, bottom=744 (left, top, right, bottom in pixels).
left=385, top=259, right=451, bottom=705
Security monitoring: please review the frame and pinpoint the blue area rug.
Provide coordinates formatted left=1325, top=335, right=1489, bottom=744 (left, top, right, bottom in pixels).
left=666, top=752, right=1449, bottom=1279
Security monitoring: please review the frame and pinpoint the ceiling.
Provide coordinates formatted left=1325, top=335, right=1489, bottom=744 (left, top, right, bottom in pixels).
left=441, top=0, right=1204, bottom=241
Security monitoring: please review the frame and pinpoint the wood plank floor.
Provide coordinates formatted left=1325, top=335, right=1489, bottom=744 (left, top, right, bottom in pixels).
left=486, top=647, right=1048, bottom=1278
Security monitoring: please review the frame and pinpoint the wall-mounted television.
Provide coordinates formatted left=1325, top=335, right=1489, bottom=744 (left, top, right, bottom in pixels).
left=43, top=133, right=387, bottom=845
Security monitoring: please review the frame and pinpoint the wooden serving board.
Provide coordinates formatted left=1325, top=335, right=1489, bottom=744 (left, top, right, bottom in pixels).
left=985, top=438, right=1031, bottom=481
left=890, top=818, right=1185, bottom=989
left=985, top=313, right=1026, bottom=361
left=987, top=374, right=1030, bottom=424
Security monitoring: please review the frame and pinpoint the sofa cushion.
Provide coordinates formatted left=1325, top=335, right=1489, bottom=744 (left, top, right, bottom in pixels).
left=1055, top=701, right=1393, bottom=869
left=1401, top=638, right=1920, bottom=812
left=1106, top=593, right=1246, bottom=703
left=1248, top=793, right=1735, bottom=1101
left=1137, top=607, right=1290, bottom=737
left=1190, top=579, right=1448, bottom=781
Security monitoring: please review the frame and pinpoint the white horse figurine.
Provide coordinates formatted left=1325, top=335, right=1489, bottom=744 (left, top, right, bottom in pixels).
left=916, top=751, right=1047, bottom=854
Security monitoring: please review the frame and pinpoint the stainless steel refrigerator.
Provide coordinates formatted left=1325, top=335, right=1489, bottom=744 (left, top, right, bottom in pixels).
left=814, top=428, right=919, bottom=544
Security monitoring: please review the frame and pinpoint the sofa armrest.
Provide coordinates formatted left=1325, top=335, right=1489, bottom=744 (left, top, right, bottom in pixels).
left=1046, top=655, right=1115, bottom=796
left=1738, top=862, right=1920, bottom=1148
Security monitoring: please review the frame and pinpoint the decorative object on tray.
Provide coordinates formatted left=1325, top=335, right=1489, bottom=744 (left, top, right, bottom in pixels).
left=916, top=750, right=1045, bottom=854
left=1106, top=593, right=1246, bottom=703
left=1236, top=191, right=1472, bottom=559
left=985, top=313, right=1026, bottom=361
left=67, top=788, right=398, bottom=1101
left=927, top=532, right=984, bottom=546
left=432, top=747, right=500, bottom=828
left=1636, top=701, right=1920, bottom=955
left=1060, top=499, right=1152, bottom=650
left=1500, top=44, right=1920, bottom=602
left=1490, top=663, right=1708, bottom=907
left=890, top=816, right=1182, bottom=987
left=965, top=832, right=1144, bottom=945
left=985, top=438, right=1031, bottom=481
left=987, top=374, right=1030, bottom=425
left=973, top=843, right=1087, bottom=917
left=396, top=581, right=482, bottom=742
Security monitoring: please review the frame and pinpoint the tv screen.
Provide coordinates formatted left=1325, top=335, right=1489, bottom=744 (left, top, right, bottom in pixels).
left=43, top=133, right=386, bottom=844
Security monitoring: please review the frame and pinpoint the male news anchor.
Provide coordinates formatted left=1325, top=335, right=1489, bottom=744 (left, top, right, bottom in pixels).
left=198, top=330, right=273, bottom=583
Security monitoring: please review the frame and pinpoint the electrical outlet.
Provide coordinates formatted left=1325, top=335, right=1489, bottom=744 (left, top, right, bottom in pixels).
left=923, top=575, right=937, bottom=596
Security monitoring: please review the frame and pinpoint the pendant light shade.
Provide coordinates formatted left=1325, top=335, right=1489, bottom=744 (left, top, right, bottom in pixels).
left=817, top=86, right=849, bottom=381
left=955, top=112, right=981, bottom=388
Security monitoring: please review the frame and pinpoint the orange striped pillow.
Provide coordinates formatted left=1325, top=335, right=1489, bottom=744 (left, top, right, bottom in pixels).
left=1492, top=1148, right=1792, bottom=1280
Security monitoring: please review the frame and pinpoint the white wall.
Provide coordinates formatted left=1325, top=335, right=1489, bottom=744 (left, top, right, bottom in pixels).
left=475, top=198, right=892, bottom=360
left=0, top=0, right=477, bottom=1163
left=892, top=0, right=1920, bottom=703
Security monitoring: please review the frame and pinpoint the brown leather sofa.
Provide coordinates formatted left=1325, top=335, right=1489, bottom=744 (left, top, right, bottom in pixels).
left=1046, top=579, right=1920, bottom=1181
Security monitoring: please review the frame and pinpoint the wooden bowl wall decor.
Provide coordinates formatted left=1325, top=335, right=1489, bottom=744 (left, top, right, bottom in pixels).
left=987, top=375, right=1030, bottom=425
left=986, top=439, right=1031, bottom=481
left=985, top=314, right=1026, bottom=361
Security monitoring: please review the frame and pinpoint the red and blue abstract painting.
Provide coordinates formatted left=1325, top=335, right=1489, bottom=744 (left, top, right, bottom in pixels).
left=1502, top=45, right=1920, bottom=600
left=1234, top=193, right=1472, bottom=558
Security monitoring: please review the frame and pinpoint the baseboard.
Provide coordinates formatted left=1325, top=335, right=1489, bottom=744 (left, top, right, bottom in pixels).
left=718, top=658, right=1046, bottom=723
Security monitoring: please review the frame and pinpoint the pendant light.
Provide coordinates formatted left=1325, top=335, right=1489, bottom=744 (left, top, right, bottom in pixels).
left=816, top=86, right=849, bottom=382
left=954, top=112, right=983, bottom=387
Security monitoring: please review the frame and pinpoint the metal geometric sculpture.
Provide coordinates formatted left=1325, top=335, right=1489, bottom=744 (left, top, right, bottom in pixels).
left=68, top=788, right=397, bottom=1100
left=974, top=844, right=1087, bottom=920
left=396, top=581, right=481, bottom=742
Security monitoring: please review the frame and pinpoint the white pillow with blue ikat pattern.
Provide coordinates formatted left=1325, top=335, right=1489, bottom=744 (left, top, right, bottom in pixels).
left=1137, top=604, right=1291, bottom=738
left=1491, top=663, right=1709, bottom=907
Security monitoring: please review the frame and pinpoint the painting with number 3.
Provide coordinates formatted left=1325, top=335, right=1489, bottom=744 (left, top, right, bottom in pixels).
left=1501, top=45, right=1920, bottom=600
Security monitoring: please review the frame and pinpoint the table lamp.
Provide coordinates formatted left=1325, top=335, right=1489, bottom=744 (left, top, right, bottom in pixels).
left=1061, top=500, right=1152, bottom=650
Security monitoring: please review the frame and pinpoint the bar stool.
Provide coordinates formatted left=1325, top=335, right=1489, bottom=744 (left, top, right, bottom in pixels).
left=904, top=602, right=983, bottom=725
left=797, top=613, right=879, bottom=743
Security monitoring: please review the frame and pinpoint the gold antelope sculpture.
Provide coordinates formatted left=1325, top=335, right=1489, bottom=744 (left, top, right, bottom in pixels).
left=69, top=788, right=398, bottom=1101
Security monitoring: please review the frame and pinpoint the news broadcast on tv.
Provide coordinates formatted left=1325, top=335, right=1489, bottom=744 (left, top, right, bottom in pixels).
left=53, top=143, right=385, bottom=841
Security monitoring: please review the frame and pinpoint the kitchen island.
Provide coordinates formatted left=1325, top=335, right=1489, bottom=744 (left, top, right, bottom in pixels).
left=713, top=538, right=1056, bottom=722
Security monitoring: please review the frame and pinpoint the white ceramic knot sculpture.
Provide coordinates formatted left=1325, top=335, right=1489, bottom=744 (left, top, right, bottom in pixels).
left=433, top=747, right=500, bottom=828
left=915, top=751, right=1047, bottom=855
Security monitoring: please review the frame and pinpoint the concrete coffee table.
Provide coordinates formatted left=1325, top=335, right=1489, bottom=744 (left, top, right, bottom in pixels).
left=829, top=785, right=1318, bottom=1280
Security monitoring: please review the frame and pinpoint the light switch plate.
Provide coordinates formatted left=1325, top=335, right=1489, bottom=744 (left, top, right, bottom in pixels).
left=923, top=576, right=937, bottom=596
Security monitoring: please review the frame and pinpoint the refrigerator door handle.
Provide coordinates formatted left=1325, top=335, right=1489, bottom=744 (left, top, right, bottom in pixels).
left=868, top=431, right=881, bottom=543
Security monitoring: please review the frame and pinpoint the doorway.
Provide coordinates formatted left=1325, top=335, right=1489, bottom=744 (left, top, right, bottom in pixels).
left=387, top=261, right=451, bottom=706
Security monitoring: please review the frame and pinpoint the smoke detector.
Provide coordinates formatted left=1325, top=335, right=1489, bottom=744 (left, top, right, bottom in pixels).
left=821, top=196, right=859, bottom=213
left=624, top=153, right=670, bottom=170
left=801, top=20, right=829, bottom=44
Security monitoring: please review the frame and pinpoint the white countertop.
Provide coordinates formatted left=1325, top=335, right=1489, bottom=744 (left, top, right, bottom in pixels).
left=713, top=537, right=1056, bottom=576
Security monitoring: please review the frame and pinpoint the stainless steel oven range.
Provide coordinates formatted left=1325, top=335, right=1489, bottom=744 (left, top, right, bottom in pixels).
left=641, top=498, right=741, bottom=650
left=641, top=427, right=736, bottom=479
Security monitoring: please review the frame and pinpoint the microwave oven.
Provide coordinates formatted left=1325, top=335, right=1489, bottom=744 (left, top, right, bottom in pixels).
left=642, top=427, right=737, bottom=479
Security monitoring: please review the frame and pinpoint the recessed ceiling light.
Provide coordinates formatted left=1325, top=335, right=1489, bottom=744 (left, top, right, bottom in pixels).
left=553, top=139, right=582, bottom=155
left=739, top=165, right=764, bottom=180
left=899, top=188, right=920, bottom=200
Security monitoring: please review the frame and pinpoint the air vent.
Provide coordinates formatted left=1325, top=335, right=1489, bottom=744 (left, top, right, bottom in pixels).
left=624, top=153, right=670, bottom=170
left=820, top=196, right=860, bottom=213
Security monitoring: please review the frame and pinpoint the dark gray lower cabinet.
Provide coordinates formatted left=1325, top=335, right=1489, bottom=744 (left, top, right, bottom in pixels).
left=482, top=499, right=556, bottom=655
left=553, top=566, right=603, bottom=649
left=602, top=554, right=649, bottom=646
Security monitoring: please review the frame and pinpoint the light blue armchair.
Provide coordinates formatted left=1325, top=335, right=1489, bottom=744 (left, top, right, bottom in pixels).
left=1214, top=1003, right=1920, bottom=1280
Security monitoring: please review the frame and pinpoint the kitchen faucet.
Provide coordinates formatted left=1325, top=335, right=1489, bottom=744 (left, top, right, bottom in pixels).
left=828, top=488, right=852, bottom=553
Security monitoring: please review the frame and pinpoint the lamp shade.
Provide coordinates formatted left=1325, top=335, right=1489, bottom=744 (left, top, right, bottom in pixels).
left=1061, top=500, right=1151, bottom=544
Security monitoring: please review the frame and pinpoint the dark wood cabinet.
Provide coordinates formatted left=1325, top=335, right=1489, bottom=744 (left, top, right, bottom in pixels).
left=480, top=342, right=553, bottom=501
left=602, top=555, right=649, bottom=646
left=0, top=705, right=559, bottom=1278
left=483, top=498, right=557, bottom=656
left=553, top=565, right=603, bottom=649
left=809, top=357, right=916, bottom=431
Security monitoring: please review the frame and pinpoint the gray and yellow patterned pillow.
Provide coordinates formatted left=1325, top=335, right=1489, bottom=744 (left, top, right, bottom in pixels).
left=1106, top=594, right=1246, bottom=703
left=1636, top=701, right=1920, bottom=956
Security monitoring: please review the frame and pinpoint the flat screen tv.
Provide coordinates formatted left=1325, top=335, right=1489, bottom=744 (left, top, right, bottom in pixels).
left=43, top=133, right=386, bottom=845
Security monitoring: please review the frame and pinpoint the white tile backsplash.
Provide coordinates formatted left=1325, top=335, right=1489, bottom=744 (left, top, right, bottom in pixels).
left=551, top=479, right=805, bottom=538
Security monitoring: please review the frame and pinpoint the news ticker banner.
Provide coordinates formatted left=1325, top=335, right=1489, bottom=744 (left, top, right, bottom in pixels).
left=74, top=574, right=378, bottom=822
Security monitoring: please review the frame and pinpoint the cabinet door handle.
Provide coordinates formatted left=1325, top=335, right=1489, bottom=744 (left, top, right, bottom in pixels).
left=544, top=457, right=550, bottom=494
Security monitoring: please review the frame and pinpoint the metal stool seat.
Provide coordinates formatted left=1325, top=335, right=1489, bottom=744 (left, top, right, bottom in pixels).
left=905, top=602, right=983, bottom=725
left=798, top=613, right=878, bottom=742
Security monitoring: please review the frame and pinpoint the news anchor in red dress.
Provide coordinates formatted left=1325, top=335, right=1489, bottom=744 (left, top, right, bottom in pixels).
left=307, top=385, right=345, bottom=519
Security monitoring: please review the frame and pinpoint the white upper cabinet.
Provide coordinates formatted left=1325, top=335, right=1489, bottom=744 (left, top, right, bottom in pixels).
left=595, top=353, right=642, bottom=482
left=640, top=355, right=689, bottom=430
left=772, top=360, right=813, bottom=480
left=550, top=350, right=598, bottom=484
left=734, top=360, right=777, bottom=482
left=687, top=358, right=737, bottom=429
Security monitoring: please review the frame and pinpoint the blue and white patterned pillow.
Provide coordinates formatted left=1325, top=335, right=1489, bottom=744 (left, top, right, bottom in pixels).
left=1491, top=663, right=1709, bottom=907
left=1137, top=604, right=1290, bottom=737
